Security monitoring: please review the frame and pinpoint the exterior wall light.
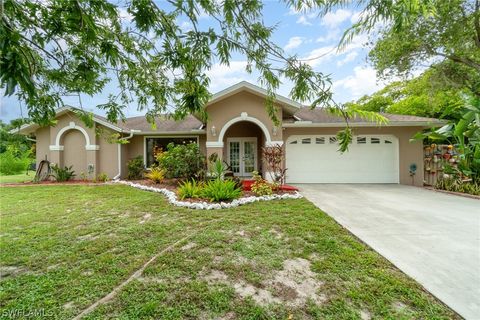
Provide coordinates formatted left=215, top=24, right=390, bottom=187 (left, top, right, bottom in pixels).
left=272, top=126, right=278, bottom=136
left=211, top=125, right=216, bottom=136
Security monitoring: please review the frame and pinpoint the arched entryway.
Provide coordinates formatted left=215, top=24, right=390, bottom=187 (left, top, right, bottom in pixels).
left=60, top=129, right=87, bottom=176
left=223, top=121, right=266, bottom=177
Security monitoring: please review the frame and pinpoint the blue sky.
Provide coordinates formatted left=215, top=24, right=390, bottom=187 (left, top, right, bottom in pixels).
left=0, top=1, right=388, bottom=122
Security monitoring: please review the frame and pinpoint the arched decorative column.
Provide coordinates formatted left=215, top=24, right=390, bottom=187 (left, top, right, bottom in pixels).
left=49, top=121, right=99, bottom=177
left=206, top=112, right=283, bottom=150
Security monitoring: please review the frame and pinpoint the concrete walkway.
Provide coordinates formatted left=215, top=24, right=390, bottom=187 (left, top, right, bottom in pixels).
left=297, top=184, right=480, bottom=320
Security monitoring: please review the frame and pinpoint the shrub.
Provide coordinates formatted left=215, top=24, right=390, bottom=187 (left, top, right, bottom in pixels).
left=262, top=144, right=286, bottom=184
left=177, top=179, right=204, bottom=199
left=250, top=171, right=273, bottom=196
left=157, top=143, right=205, bottom=180
left=145, top=167, right=165, bottom=184
left=96, top=172, right=109, bottom=182
left=51, top=165, right=75, bottom=182
left=201, top=179, right=242, bottom=202
left=0, top=146, right=33, bottom=175
left=435, top=177, right=480, bottom=196
left=127, top=156, right=144, bottom=180
left=209, top=159, right=227, bottom=180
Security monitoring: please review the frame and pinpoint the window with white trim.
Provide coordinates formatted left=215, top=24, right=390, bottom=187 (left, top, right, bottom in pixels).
left=302, top=138, right=311, bottom=144
left=145, top=137, right=197, bottom=167
left=371, top=137, right=380, bottom=144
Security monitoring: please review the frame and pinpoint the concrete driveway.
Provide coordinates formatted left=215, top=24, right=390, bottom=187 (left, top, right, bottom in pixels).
left=297, top=184, right=480, bottom=320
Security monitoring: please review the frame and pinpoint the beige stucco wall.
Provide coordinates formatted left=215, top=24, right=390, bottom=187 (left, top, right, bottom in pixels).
left=205, top=91, right=282, bottom=144
left=33, top=112, right=124, bottom=179
left=35, top=127, right=50, bottom=165
left=61, top=130, right=87, bottom=176
left=283, top=126, right=424, bottom=186
left=97, top=125, right=120, bottom=178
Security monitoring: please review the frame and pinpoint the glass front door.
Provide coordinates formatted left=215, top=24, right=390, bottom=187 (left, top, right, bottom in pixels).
left=227, top=138, right=257, bottom=176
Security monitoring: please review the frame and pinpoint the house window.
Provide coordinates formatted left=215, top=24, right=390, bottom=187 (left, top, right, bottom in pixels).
left=302, top=138, right=311, bottom=144
left=290, top=140, right=298, bottom=144
left=357, top=137, right=367, bottom=144
left=315, top=137, right=325, bottom=144
left=371, top=137, right=380, bottom=144
left=329, top=136, right=337, bottom=144
left=145, top=137, right=197, bottom=167
left=385, top=140, right=392, bottom=144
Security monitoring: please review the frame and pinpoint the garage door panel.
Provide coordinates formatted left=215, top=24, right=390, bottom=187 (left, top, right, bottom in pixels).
left=286, top=135, right=399, bottom=183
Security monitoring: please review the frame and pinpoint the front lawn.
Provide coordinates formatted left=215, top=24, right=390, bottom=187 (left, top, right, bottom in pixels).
left=0, top=171, right=34, bottom=184
left=0, top=185, right=457, bottom=319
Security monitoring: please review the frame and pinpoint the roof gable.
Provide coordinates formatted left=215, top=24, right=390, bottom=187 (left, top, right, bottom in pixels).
left=207, top=81, right=301, bottom=116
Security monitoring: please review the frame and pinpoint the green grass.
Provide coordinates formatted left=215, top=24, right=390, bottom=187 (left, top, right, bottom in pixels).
left=0, top=171, right=34, bottom=184
left=0, top=185, right=458, bottom=319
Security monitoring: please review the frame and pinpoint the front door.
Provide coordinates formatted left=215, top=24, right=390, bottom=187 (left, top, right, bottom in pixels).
left=227, top=138, right=257, bottom=176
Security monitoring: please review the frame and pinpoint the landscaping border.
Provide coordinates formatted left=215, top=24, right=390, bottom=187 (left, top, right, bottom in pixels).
left=112, top=180, right=303, bottom=210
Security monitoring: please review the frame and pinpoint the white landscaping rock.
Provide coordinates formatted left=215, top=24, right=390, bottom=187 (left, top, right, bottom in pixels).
left=112, top=180, right=303, bottom=210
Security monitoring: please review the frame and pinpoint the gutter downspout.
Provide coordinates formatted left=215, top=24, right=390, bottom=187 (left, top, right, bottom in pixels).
left=113, top=130, right=140, bottom=180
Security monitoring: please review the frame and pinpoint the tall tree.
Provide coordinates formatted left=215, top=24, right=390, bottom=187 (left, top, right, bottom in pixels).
left=345, top=70, right=465, bottom=120
left=365, top=0, right=480, bottom=96
left=1, top=0, right=336, bottom=126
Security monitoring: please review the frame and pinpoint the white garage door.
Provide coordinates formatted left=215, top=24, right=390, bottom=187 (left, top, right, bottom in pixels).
left=286, top=135, right=399, bottom=183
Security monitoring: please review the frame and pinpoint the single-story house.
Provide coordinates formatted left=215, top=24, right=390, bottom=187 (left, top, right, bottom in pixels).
left=15, top=81, right=443, bottom=186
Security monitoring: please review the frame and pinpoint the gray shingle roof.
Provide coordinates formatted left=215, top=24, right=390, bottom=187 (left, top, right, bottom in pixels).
left=291, top=107, right=444, bottom=125
left=112, top=114, right=203, bottom=132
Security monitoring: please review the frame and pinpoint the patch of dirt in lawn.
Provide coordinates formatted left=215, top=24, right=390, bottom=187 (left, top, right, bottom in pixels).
left=0, top=266, right=29, bottom=278
left=63, top=301, right=75, bottom=310
left=77, top=234, right=99, bottom=241
left=201, top=258, right=325, bottom=307
left=234, top=280, right=281, bottom=305
left=180, top=242, right=197, bottom=251
left=268, top=258, right=326, bottom=306
left=204, top=270, right=229, bottom=283
left=139, top=213, right=152, bottom=224
left=269, top=228, right=284, bottom=239
left=235, top=230, right=248, bottom=237
left=215, top=311, right=236, bottom=320
left=360, top=309, right=372, bottom=320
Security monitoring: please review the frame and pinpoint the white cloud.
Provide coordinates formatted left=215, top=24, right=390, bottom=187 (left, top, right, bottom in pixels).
left=117, top=7, right=134, bottom=22
left=350, top=11, right=362, bottom=24
left=301, top=45, right=336, bottom=67
left=296, top=15, right=313, bottom=26
left=321, top=9, right=352, bottom=29
left=316, top=29, right=340, bottom=43
left=180, top=21, right=192, bottom=30
left=206, top=61, right=255, bottom=91
left=337, top=51, right=359, bottom=66
left=333, top=66, right=385, bottom=100
left=284, top=36, right=304, bottom=51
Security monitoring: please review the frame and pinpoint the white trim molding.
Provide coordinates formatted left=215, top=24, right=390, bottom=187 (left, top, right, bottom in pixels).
left=215, top=112, right=274, bottom=147
left=49, top=145, right=64, bottom=151
left=50, top=121, right=100, bottom=151
left=85, top=145, right=100, bottom=151
left=206, top=141, right=224, bottom=148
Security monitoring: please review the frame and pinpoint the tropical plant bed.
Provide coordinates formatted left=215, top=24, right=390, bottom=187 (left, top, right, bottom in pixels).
left=114, top=180, right=302, bottom=210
